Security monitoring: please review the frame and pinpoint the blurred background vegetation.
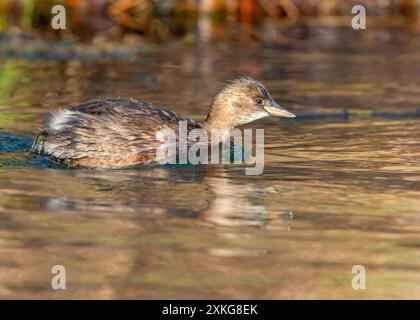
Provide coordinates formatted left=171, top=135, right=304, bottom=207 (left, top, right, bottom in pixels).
left=0, top=0, right=418, bottom=43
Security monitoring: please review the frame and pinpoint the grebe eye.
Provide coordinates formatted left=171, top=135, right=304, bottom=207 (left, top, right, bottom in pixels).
left=255, top=97, right=263, bottom=105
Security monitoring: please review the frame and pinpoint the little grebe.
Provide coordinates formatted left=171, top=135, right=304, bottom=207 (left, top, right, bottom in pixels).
left=31, top=76, right=295, bottom=168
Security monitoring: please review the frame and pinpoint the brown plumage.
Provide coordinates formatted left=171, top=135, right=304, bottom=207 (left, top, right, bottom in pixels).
left=31, top=76, right=295, bottom=168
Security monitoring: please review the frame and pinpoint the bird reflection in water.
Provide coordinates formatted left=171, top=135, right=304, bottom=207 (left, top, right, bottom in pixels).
left=41, top=167, right=294, bottom=231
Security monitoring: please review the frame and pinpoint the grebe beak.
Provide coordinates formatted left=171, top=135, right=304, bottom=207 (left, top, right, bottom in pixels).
left=264, top=101, right=295, bottom=118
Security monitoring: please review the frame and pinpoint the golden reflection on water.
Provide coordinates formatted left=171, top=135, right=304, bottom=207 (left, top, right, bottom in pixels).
left=0, top=118, right=419, bottom=299
left=0, top=26, right=420, bottom=298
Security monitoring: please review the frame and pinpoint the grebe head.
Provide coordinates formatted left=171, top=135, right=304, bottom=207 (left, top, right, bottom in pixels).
left=204, top=76, right=295, bottom=130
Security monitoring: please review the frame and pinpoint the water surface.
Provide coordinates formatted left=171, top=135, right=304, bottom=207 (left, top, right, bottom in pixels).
left=0, top=25, right=419, bottom=299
